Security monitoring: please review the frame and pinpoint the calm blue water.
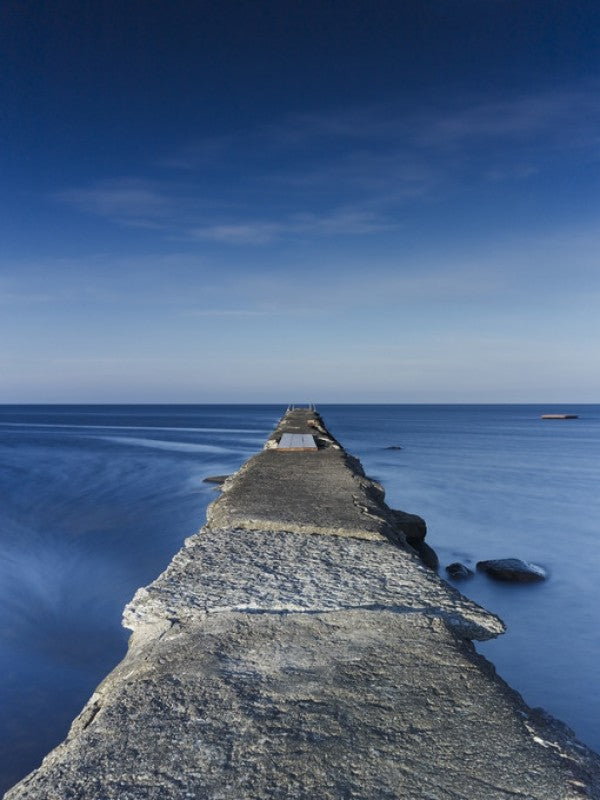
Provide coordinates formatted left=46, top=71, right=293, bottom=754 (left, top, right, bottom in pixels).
left=0, top=404, right=598, bottom=791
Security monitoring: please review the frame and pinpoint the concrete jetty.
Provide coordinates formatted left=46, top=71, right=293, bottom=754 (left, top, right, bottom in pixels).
left=6, top=409, right=600, bottom=799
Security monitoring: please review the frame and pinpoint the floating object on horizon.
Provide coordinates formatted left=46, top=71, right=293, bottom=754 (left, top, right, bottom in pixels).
left=541, top=414, right=579, bottom=419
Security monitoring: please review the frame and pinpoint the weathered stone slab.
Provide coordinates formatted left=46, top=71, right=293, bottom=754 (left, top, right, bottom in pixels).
left=8, top=612, right=598, bottom=800
left=209, top=448, right=396, bottom=540
left=123, top=527, right=504, bottom=641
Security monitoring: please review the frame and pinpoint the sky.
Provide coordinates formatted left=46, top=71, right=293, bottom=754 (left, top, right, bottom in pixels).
left=1, top=0, right=599, bottom=402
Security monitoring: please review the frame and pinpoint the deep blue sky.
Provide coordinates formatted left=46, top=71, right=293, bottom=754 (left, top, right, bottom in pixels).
left=2, top=1, right=599, bottom=401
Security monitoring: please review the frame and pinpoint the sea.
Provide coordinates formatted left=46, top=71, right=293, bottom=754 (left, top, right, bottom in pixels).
left=0, top=404, right=598, bottom=792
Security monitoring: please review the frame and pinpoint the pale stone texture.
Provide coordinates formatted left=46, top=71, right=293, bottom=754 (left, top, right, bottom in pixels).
left=123, top=527, right=503, bottom=641
left=6, top=409, right=600, bottom=800
left=8, top=612, right=600, bottom=800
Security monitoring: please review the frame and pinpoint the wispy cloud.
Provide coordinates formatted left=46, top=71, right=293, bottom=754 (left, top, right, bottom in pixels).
left=187, top=307, right=315, bottom=317
left=0, top=291, right=59, bottom=304
left=6, top=220, right=600, bottom=313
left=189, top=209, right=394, bottom=244
left=55, top=178, right=173, bottom=226
left=51, top=84, right=600, bottom=243
left=270, top=152, right=438, bottom=203
left=420, top=89, right=600, bottom=147
left=190, top=222, right=281, bottom=245
left=257, top=86, right=600, bottom=150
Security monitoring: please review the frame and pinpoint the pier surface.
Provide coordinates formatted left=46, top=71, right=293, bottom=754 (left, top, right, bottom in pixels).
left=6, top=409, right=600, bottom=799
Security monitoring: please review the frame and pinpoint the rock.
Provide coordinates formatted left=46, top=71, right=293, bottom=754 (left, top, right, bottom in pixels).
left=202, top=475, right=230, bottom=484
left=412, top=540, right=439, bottom=571
left=390, top=509, right=427, bottom=544
left=384, top=445, right=403, bottom=450
left=446, top=562, right=474, bottom=580
left=477, top=559, right=547, bottom=583
left=390, top=510, right=435, bottom=569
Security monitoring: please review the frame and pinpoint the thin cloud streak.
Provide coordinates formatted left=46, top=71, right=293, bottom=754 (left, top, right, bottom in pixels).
left=56, top=179, right=173, bottom=226
left=51, top=83, right=600, bottom=241
left=189, top=209, right=395, bottom=244
left=187, top=308, right=316, bottom=317
left=4, top=220, right=600, bottom=314
left=262, top=86, right=600, bottom=149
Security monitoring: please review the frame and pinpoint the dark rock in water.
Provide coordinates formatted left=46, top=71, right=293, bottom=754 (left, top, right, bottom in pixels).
left=203, top=475, right=230, bottom=484
left=390, top=509, right=435, bottom=568
left=413, top=540, right=439, bottom=571
left=391, top=509, right=427, bottom=544
left=446, top=562, right=474, bottom=580
left=384, top=445, right=403, bottom=450
left=477, top=558, right=547, bottom=583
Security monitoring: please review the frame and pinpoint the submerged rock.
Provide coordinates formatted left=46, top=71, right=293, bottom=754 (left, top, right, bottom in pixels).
left=477, top=559, right=547, bottom=583
left=446, top=562, right=474, bottom=580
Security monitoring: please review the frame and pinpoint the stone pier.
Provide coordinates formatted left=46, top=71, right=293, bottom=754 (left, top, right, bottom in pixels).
left=6, top=409, right=600, bottom=799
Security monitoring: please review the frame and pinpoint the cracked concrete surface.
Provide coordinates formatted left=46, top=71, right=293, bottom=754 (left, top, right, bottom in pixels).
left=122, top=528, right=504, bottom=641
left=6, top=409, right=600, bottom=799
